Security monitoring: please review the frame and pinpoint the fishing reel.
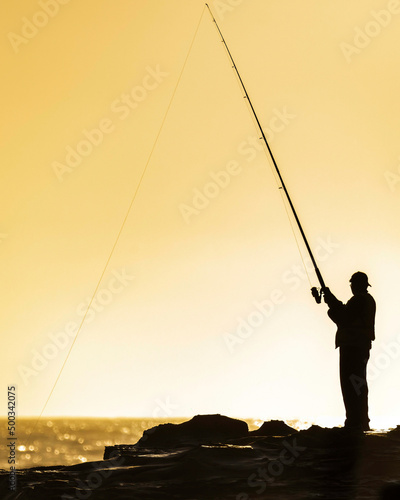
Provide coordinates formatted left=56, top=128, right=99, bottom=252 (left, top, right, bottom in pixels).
left=311, top=287, right=323, bottom=304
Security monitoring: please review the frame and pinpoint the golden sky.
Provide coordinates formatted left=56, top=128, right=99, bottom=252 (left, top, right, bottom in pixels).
left=1, top=0, right=400, bottom=428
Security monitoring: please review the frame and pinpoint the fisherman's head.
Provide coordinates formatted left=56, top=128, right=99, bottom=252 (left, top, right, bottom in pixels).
left=350, top=271, right=371, bottom=294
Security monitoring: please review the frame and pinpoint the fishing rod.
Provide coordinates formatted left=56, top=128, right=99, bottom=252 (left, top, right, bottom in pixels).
left=205, top=4, right=326, bottom=304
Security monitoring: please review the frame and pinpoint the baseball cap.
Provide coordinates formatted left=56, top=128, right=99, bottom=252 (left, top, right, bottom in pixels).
left=350, top=271, right=371, bottom=287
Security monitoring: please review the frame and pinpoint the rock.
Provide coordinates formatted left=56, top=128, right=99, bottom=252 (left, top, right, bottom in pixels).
left=380, top=482, right=400, bottom=499
left=250, top=420, right=297, bottom=436
left=137, top=414, right=249, bottom=448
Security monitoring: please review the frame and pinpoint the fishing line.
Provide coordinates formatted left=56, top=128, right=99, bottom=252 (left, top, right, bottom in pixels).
left=278, top=187, right=313, bottom=287
left=27, top=4, right=207, bottom=444
left=241, top=106, right=313, bottom=287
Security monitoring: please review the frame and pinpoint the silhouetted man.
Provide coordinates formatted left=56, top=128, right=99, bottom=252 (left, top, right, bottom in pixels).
left=323, top=272, right=376, bottom=431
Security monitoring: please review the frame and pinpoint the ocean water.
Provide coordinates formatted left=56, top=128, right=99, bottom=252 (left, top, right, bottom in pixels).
left=0, top=417, right=190, bottom=470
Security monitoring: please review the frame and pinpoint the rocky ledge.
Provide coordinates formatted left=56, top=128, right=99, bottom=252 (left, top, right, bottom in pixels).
left=2, top=414, right=400, bottom=500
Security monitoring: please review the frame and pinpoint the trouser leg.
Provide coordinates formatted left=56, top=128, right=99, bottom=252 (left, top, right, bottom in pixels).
left=339, top=346, right=370, bottom=429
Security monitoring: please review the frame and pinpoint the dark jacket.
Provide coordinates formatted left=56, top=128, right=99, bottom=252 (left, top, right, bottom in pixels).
left=325, top=290, right=376, bottom=349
